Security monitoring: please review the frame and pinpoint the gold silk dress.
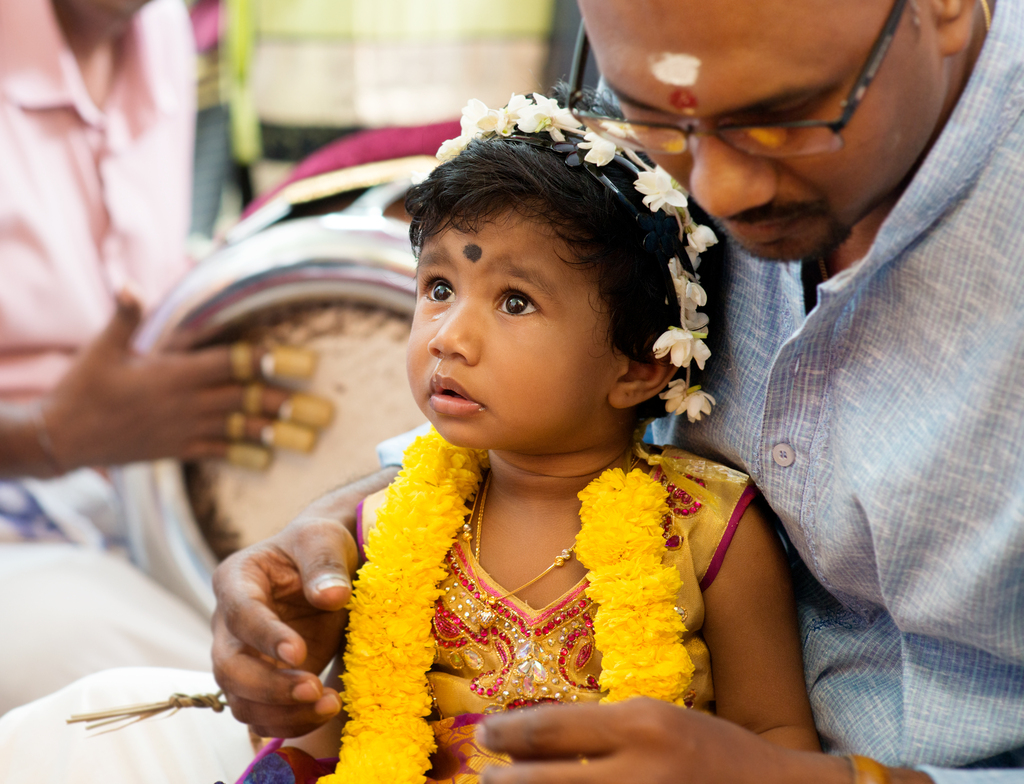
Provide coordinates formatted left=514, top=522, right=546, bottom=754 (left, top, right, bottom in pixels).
left=355, top=446, right=756, bottom=783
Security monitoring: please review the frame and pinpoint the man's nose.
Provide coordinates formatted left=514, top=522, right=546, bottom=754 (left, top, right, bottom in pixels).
left=682, top=135, right=778, bottom=219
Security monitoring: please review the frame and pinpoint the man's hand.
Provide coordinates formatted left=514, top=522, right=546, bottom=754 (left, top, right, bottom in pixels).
left=38, top=289, right=324, bottom=471
left=477, top=698, right=911, bottom=784
left=211, top=468, right=397, bottom=738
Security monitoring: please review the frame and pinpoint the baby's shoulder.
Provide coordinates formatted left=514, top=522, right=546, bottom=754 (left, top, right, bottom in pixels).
left=642, top=445, right=758, bottom=585
left=642, top=444, right=753, bottom=503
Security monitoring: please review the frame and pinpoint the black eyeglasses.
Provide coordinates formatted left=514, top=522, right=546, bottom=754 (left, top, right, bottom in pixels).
left=567, top=0, right=908, bottom=158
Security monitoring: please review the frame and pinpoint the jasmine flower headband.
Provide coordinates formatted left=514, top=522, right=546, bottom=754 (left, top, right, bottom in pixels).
left=435, top=93, right=718, bottom=422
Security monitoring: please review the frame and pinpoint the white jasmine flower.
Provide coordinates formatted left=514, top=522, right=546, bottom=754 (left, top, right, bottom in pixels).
left=660, top=381, right=717, bottom=422
left=490, top=93, right=532, bottom=136
left=506, top=93, right=532, bottom=118
left=667, top=256, right=704, bottom=328
left=653, top=326, right=711, bottom=369
left=688, top=224, right=718, bottom=253
left=577, top=132, right=618, bottom=166
left=517, top=94, right=580, bottom=142
left=634, top=167, right=689, bottom=213
left=409, top=170, right=430, bottom=185
left=653, top=326, right=692, bottom=367
left=659, top=378, right=688, bottom=413
left=489, top=108, right=518, bottom=135
left=691, top=335, right=711, bottom=370
left=685, top=280, right=707, bottom=308
left=460, top=99, right=491, bottom=136
left=437, top=135, right=473, bottom=162
left=458, top=95, right=524, bottom=137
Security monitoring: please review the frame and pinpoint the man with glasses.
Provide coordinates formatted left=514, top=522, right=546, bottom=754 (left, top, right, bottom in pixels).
left=203, top=0, right=1022, bottom=781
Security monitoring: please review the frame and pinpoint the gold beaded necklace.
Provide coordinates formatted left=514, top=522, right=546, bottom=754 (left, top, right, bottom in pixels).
left=464, top=451, right=640, bottom=604
left=461, top=471, right=575, bottom=604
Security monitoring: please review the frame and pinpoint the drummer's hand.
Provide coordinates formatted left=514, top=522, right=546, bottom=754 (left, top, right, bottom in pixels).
left=38, top=288, right=329, bottom=471
left=211, top=467, right=397, bottom=738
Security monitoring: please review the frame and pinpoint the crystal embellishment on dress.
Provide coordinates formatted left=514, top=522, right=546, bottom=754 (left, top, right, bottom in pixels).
left=516, top=641, right=541, bottom=661
left=463, top=649, right=484, bottom=670
left=439, top=543, right=601, bottom=710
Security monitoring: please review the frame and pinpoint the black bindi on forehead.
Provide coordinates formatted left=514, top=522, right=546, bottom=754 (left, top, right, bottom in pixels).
left=463, top=243, right=483, bottom=262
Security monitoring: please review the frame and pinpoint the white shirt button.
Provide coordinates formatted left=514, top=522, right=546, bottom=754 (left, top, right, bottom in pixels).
left=772, top=443, right=796, bottom=467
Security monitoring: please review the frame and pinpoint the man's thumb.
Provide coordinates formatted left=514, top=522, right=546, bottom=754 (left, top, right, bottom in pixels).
left=296, top=523, right=358, bottom=612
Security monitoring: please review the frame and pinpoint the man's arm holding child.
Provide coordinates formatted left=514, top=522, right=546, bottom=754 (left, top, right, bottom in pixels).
left=211, top=467, right=396, bottom=738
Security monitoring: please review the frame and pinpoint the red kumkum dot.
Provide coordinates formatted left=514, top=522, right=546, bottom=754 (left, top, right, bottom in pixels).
left=670, top=87, right=698, bottom=110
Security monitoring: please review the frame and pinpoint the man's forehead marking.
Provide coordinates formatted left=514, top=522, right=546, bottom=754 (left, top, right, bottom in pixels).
left=670, top=88, right=699, bottom=112
left=650, top=52, right=702, bottom=87
left=463, top=243, right=483, bottom=262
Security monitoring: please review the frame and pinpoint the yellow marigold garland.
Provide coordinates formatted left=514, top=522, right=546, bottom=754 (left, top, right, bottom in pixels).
left=320, top=431, right=693, bottom=784
left=576, top=467, right=694, bottom=705
left=319, top=430, right=486, bottom=784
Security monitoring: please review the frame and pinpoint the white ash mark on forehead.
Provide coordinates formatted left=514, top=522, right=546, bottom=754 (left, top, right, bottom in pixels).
left=650, top=53, right=702, bottom=86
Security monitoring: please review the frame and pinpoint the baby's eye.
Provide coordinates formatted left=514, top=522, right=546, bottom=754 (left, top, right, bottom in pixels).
left=427, top=280, right=454, bottom=302
left=501, top=293, right=535, bottom=315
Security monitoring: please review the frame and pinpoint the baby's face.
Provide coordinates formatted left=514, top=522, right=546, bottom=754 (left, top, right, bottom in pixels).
left=407, top=213, right=631, bottom=456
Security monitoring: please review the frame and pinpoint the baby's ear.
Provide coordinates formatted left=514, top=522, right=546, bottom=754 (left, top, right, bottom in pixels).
left=608, top=357, right=677, bottom=410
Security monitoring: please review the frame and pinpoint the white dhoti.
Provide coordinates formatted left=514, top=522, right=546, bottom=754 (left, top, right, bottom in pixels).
left=0, top=667, right=255, bottom=784
left=0, top=470, right=213, bottom=715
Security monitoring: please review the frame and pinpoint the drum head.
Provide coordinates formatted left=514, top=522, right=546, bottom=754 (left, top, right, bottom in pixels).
left=187, top=300, right=423, bottom=559
left=117, top=183, right=423, bottom=617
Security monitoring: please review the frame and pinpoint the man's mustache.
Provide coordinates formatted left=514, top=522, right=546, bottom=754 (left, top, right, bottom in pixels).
left=726, top=200, right=831, bottom=225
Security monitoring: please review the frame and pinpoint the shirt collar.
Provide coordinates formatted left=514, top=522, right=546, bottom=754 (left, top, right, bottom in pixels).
left=0, top=0, right=177, bottom=138
left=851, top=0, right=1024, bottom=275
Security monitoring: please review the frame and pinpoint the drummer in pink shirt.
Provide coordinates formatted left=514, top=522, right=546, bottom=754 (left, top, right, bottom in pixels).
left=0, top=0, right=194, bottom=401
left=0, top=0, right=303, bottom=483
left=0, top=0, right=298, bottom=712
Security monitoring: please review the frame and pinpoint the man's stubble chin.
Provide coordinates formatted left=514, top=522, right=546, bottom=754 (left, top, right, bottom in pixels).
left=710, top=202, right=853, bottom=263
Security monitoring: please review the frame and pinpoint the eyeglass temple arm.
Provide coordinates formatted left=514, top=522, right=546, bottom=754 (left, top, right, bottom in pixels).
left=569, top=21, right=590, bottom=95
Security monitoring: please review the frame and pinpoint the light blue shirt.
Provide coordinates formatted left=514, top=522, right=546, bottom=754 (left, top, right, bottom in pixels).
left=654, top=1, right=1024, bottom=779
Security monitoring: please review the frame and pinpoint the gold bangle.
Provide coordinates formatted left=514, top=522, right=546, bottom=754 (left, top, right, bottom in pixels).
left=846, top=755, right=891, bottom=784
left=230, top=342, right=254, bottom=381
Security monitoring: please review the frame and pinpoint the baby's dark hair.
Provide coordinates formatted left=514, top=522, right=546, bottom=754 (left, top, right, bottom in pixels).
left=405, top=101, right=690, bottom=419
